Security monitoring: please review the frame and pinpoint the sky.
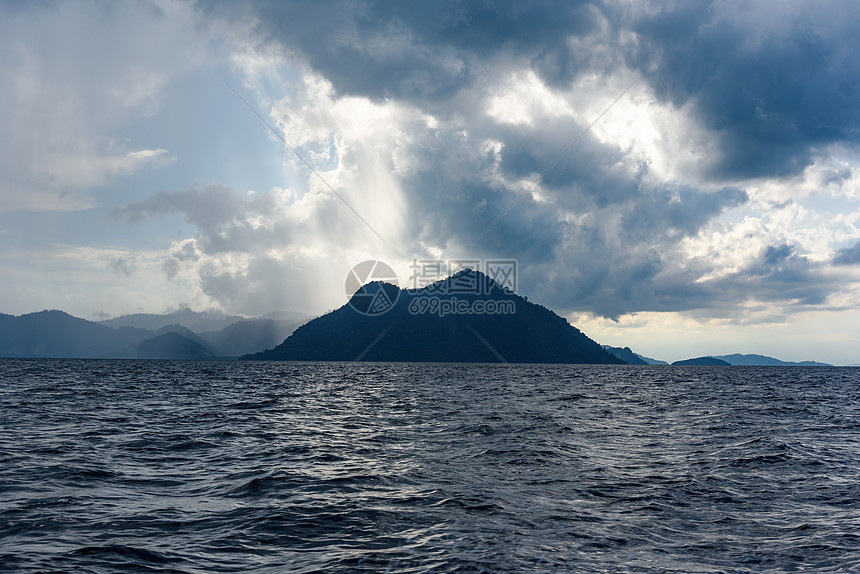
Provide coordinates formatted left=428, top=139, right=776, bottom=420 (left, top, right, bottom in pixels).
left=1, top=0, right=859, bottom=364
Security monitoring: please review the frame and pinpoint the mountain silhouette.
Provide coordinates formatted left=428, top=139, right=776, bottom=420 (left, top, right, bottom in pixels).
left=603, top=346, right=649, bottom=365
left=154, top=324, right=221, bottom=355
left=99, top=308, right=246, bottom=332
left=713, top=353, right=830, bottom=366
left=111, top=332, right=220, bottom=359
left=603, top=345, right=668, bottom=365
left=0, top=309, right=304, bottom=359
left=246, top=270, right=623, bottom=364
left=672, top=356, right=732, bottom=366
left=0, top=310, right=151, bottom=358
left=200, top=318, right=303, bottom=357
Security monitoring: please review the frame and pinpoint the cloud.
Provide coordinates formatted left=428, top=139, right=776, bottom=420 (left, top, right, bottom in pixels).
left=161, top=258, right=180, bottom=281
left=6, top=0, right=853, bottom=334
left=112, top=185, right=251, bottom=247
left=113, top=181, right=397, bottom=315
left=833, top=241, right=860, bottom=265
left=208, top=0, right=603, bottom=106
left=626, top=0, right=860, bottom=180
left=0, top=0, right=208, bottom=212
left=105, top=0, right=860, bottom=322
left=733, top=244, right=829, bottom=305
left=216, top=0, right=860, bottom=184
left=109, top=256, right=134, bottom=277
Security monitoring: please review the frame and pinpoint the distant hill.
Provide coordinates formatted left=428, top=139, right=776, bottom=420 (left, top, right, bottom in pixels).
left=3, top=308, right=835, bottom=365
left=601, top=346, right=666, bottom=365
left=99, top=309, right=247, bottom=333
left=603, top=346, right=647, bottom=365
left=639, top=354, right=669, bottom=365
left=672, top=356, right=732, bottom=366
left=111, top=332, right=220, bottom=359
left=714, top=353, right=831, bottom=367
left=257, top=311, right=309, bottom=322
left=0, top=309, right=303, bottom=359
left=154, top=324, right=221, bottom=356
left=200, top=319, right=303, bottom=357
left=0, top=310, right=151, bottom=358
left=246, top=270, right=623, bottom=364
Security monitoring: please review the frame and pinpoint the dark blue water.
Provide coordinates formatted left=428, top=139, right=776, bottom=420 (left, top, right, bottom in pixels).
left=1, top=360, right=858, bottom=573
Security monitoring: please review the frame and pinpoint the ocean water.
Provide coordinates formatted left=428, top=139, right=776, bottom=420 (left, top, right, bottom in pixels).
left=1, top=360, right=858, bottom=573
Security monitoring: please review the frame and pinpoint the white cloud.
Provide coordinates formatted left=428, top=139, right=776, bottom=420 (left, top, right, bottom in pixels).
left=0, top=243, right=201, bottom=318
left=746, top=145, right=860, bottom=206
left=0, top=0, right=211, bottom=213
left=4, top=0, right=860, bottom=363
left=575, top=304, right=860, bottom=366
left=124, top=24, right=858, bottom=323
left=486, top=71, right=573, bottom=127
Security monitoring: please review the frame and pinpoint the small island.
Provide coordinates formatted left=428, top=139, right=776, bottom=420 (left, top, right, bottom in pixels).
left=671, top=356, right=732, bottom=366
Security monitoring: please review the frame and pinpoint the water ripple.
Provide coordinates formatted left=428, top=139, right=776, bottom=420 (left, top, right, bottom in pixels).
left=1, top=360, right=858, bottom=572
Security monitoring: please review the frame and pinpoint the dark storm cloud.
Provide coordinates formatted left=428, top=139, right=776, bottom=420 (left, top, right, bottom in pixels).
left=652, top=243, right=834, bottom=317
left=520, top=184, right=748, bottom=318
left=711, top=244, right=831, bottom=307
left=490, top=119, right=637, bottom=208
left=184, top=0, right=860, bottom=319
left=205, top=0, right=602, bottom=105
left=833, top=240, right=860, bottom=265
left=615, top=185, right=748, bottom=246
left=388, top=112, right=749, bottom=317
left=382, top=92, right=750, bottom=316
left=227, top=0, right=860, bottom=180
left=562, top=241, right=832, bottom=320
left=627, top=1, right=860, bottom=179
left=744, top=244, right=824, bottom=302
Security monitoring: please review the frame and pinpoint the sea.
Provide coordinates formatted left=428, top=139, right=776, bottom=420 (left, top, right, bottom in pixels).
left=1, top=360, right=858, bottom=573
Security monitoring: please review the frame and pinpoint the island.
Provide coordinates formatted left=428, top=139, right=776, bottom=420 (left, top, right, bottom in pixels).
left=245, top=269, right=623, bottom=364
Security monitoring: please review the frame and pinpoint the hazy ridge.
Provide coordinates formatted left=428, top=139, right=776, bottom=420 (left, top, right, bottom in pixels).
left=0, top=294, right=835, bottom=364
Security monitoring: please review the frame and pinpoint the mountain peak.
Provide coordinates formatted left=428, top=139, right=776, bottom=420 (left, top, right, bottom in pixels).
left=247, top=271, right=621, bottom=364
left=407, top=267, right=510, bottom=296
